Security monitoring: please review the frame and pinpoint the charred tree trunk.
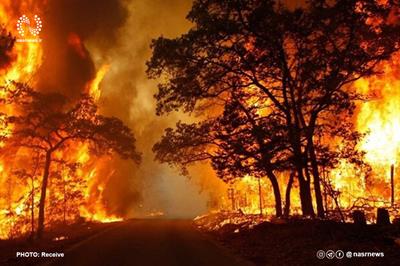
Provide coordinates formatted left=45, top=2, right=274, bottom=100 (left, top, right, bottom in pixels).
left=308, top=139, right=325, bottom=218
left=30, top=177, right=35, bottom=238
left=294, top=158, right=315, bottom=217
left=63, top=175, right=66, bottom=224
left=258, top=177, right=263, bottom=217
left=290, top=132, right=315, bottom=216
left=37, top=151, right=52, bottom=239
left=280, top=54, right=314, bottom=217
left=298, top=175, right=314, bottom=216
left=289, top=123, right=315, bottom=217
left=391, top=164, right=395, bottom=207
left=267, top=171, right=282, bottom=217
left=284, top=171, right=295, bottom=217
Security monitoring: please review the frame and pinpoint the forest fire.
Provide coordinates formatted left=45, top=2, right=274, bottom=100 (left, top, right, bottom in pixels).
left=0, top=1, right=132, bottom=239
left=148, top=0, right=400, bottom=227
left=1, top=0, right=400, bottom=265
left=0, top=0, right=399, bottom=240
left=216, top=52, right=400, bottom=221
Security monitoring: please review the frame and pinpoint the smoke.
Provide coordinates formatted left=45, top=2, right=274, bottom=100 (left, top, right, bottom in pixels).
left=2, top=0, right=317, bottom=220
left=31, top=0, right=225, bottom=218
left=35, top=0, right=128, bottom=98
left=91, top=0, right=225, bottom=218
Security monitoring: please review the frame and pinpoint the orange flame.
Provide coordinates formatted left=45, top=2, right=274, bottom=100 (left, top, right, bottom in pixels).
left=0, top=1, right=120, bottom=239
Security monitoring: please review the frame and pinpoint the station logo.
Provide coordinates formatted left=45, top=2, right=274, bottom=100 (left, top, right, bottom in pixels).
left=16, top=15, right=43, bottom=43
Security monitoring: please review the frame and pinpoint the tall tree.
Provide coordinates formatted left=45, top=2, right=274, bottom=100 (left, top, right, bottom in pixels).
left=13, top=151, right=41, bottom=239
left=154, top=95, right=290, bottom=216
left=148, top=0, right=400, bottom=217
left=1, top=83, right=141, bottom=238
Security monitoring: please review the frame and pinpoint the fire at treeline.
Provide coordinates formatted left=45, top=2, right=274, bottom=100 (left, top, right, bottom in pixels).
left=1, top=0, right=400, bottom=240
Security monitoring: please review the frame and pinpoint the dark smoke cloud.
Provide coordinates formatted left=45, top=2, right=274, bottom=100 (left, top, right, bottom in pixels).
left=89, top=0, right=224, bottom=218
left=33, top=0, right=224, bottom=218
left=33, top=0, right=138, bottom=216
left=37, top=0, right=128, bottom=98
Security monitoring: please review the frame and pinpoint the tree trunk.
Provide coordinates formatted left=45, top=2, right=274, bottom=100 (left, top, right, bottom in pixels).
left=284, top=71, right=314, bottom=217
left=31, top=177, right=35, bottom=238
left=298, top=177, right=314, bottom=217
left=63, top=175, right=66, bottom=224
left=308, top=139, right=325, bottom=218
left=290, top=130, right=315, bottom=217
left=37, top=151, right=52, bottom=239
left=258, top=177, right=263, bottom=217
left=284, top=171, right=295, bottom=217
left=294, top=158, right=315, bottom=217
left=267, top=171, right=282, bottom=217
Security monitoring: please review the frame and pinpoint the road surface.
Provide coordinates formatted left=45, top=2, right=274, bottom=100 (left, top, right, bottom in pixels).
left=46, top=219, right=253, bottom=266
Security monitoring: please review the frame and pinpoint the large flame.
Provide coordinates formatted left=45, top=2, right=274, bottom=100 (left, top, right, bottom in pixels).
left=1, top=0, right=400, bottom=239
left=217, top=55, right=400, bottom=220
left=0, top=1, right=121, bottom=239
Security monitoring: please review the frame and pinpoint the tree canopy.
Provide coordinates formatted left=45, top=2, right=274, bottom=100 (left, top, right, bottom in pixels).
left=148, top=0, right=400, bottom=217
left=1, top=82, right=141, bottom=238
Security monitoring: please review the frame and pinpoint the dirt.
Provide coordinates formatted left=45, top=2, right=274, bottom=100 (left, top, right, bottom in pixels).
left=202, top=218, right=400, bottom=266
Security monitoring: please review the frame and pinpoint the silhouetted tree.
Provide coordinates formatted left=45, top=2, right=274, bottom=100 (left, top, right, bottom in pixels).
left=47, top=160, right=84, bottom=224
left=13, top=151, right=41, bottom=239
left=1, top=83, right=141, bottom=238
left=154, top=96, right=290, bottom=216
left=148, top=0, right=400, bottom=217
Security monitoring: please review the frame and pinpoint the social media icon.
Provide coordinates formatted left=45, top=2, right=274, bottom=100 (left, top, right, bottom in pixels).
left=336, top=250, right=344, bottom=259
left=316, top=250, right=325, bottom=259
left=326, top=250, right=335, bottom=259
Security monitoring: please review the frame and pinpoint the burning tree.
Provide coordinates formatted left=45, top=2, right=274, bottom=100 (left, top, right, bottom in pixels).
left=148, top=0, right=400, bottom=218
left=1, top=83, right=141, bottom=238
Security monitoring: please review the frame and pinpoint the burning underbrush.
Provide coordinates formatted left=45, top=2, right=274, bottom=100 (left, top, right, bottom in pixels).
left=194, top=211, right=267, bottom=232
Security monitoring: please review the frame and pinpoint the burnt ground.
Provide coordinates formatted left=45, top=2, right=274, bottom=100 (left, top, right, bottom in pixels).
left=203, top=219, right=400, bottom=266
left=0, top=221, right=116, bottom=265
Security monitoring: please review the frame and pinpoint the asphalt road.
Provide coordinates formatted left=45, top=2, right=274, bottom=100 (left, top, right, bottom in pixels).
left=46, top=219, right=253, bottom=266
